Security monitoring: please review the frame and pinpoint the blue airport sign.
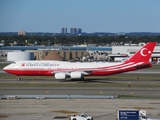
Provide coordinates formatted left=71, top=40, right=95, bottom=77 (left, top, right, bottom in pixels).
left=118, top=110, right=139, bottom=120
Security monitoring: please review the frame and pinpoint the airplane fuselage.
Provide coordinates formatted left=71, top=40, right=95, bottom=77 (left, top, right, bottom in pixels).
left=4, top=60, right=151, bottom=76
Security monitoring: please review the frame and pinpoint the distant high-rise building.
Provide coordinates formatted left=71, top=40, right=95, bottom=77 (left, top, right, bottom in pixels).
left=70, top=28, right=74, bottom=34
left=61, top=28, right=64, bottom=34
left=64, top=28, right=67, bottom=34
left=74, top=28, right=77, bottom=34
left=78, top=28, right=82, bottom=34
left=18, top=29, right=26, bottom=35
left=61, top=27, right=67, bottom=34
left=70, top=28, right=77, bottom=34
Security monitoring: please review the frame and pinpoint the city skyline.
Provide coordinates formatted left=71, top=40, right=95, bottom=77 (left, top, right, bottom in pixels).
left=0, top=0, right=160, bottom=33
left=61, top=27, right=82, bottom=34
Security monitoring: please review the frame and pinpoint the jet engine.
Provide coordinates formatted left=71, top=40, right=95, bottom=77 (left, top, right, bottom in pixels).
left=70, top=72, right=82, bottom=79
left=55, top=73, right=66, bottom=80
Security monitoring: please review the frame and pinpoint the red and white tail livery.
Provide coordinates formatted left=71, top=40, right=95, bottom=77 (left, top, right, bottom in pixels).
left=3, top=42, right=156, bottom=80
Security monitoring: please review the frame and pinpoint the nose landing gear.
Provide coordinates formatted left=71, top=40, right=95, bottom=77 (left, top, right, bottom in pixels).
left=17, top=76, right=21, bottom=81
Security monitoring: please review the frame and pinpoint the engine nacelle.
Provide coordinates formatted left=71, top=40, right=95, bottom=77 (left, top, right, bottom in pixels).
left=55, top=73, right=66, bottom=80
left=70, top=72, right=82, bottom=79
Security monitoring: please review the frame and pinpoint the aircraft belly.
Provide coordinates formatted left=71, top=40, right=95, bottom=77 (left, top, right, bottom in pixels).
left=90, top=67, right=137, bottom=76
left=4, top=69, right=52, bottom=76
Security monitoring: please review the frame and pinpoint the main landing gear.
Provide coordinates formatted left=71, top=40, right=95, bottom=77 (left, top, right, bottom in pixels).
left=71, top=77, right=85, bottom=81
left=81, top=76, right=85, bottom=81
left=16, top=76, right=21, bottom=81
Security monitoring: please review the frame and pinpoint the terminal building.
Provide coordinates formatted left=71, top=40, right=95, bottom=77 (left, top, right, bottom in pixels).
left=1, top=44, right=160, bottom=63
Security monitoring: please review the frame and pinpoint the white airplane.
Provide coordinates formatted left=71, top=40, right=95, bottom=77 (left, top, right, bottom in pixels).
left=3, top=42, right=156, bottom=81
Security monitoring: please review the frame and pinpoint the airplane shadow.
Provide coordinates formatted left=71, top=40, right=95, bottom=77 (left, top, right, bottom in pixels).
left=59, top=77, right=119, bottom=84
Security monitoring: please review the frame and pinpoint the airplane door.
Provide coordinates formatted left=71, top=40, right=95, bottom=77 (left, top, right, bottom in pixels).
left=18, top=65, right=22, bottom=71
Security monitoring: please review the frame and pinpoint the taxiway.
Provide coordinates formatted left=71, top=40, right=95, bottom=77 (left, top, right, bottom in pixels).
left=0, top=68, right=160, bottom=120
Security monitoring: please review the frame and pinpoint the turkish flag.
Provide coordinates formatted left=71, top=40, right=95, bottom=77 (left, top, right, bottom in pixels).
left=21, top=63, right=25, bottom=66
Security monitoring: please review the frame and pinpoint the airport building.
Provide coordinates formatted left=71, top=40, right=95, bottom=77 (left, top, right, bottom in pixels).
left=29, top=50, right=87, bottom=61
left=1, top=44, right=160, bottom=63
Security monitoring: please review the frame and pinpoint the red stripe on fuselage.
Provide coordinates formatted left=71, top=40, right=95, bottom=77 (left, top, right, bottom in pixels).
left=4, top=69, right=52, bottom=76
left=4, top=62, right=149, bottom=76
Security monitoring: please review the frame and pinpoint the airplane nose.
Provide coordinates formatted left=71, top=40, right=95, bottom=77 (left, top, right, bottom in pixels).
left=3, top=65, right=10, bottom=72
left=3, top=66, right=7, bottom=70
left=3, top=66, right=8, bottom=74
left=3, top=66, right=8, bottom=71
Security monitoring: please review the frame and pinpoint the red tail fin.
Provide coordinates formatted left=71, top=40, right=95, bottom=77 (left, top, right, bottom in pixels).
left=125, top=42, right=156, bottom=63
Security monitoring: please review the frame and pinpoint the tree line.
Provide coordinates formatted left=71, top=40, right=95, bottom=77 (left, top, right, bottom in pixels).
left=0, top=35, right=160, bottom=46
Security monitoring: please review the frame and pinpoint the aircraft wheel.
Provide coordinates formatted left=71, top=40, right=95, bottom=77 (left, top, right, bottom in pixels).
left=17, top=77, right=21, bottom=81
left=81, top=77, right=84, bottom=81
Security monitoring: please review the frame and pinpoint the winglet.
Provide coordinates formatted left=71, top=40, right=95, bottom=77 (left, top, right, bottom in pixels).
left=124, top=42, right=156, bottom=63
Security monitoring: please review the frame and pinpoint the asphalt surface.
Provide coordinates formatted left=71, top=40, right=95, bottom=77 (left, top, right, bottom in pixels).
left=0, top=68, right=160, bottom=120
left=0, top=99, right=160, bottom=120
left=0, top=87, right=160, bottom=98
left=0, top=71, right=160, bottom=97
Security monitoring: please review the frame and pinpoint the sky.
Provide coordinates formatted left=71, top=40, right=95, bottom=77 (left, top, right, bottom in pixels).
left=0, top=0, right=160, bottom=33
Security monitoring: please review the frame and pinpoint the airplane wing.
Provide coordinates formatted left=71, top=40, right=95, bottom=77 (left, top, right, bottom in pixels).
left=51, top=69, right=93, bottom=75
left=51, top=69, right=95, bottom=80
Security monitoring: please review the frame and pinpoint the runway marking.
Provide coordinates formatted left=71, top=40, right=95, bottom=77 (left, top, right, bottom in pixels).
left=130, top=92, right=134, bottom=95
left=149, top=88, right=152, bottom=90
left=121, top=87, right=125, bottom=89
left=45, top=91, right=49, bottom=94
left=151, top=82, right=156, bottom=84
left=28, top=81, right=35, bottom=84
left=99, top=91, right=103, bottom=94
left=128, top=82, right=132, bottom=84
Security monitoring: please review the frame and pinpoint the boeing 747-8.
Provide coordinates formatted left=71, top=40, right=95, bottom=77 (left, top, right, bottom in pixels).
left=3, top=42, right=156, bottom=80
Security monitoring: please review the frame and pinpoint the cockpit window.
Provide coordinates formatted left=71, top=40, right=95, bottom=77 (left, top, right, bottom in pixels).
left=12, top=62, right=16, bottom=64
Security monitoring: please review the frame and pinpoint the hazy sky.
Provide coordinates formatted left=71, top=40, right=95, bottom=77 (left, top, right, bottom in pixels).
left=0, top=0, right=160, bottom=33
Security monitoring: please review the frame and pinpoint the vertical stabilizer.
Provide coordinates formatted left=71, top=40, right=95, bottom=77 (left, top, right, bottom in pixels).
left=124, top=42, right=156, bottom=63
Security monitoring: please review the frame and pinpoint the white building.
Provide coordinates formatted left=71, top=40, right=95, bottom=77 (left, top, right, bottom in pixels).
left=18, top=29, right=26, bottom=35
left=7, top=51, right=34, bottom=61
left=112, top=46, right=160, bottom=57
